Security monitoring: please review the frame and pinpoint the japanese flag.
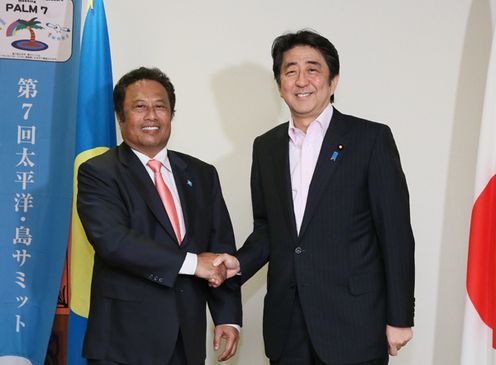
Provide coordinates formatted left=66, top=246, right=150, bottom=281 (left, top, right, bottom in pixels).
left=461, top=30, right=496, bottom=365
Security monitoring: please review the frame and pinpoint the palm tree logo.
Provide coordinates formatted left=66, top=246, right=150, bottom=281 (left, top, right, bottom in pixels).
left=6, top=17, right=49, bottom=51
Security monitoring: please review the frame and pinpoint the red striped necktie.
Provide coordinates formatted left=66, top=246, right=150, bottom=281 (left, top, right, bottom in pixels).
left=147, top=159, right=182, bottom=245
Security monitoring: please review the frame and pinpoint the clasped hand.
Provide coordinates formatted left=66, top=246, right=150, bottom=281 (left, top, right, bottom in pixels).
left=195, top=252, right=240, bottom=288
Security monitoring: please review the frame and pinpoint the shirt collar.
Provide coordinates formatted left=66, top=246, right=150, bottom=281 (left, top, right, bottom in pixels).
left=288, top=103, right=334, bottom=143
left=131, top=146, right=172, bottom=172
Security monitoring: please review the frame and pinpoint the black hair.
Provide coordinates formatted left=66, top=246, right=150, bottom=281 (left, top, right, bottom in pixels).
left=113, top=67, right=176, bottom=121
left=272, top=29, right=340, bottom=102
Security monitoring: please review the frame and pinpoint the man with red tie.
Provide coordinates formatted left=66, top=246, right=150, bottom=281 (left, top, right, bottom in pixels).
left=77, top=67, right=241, bottom=365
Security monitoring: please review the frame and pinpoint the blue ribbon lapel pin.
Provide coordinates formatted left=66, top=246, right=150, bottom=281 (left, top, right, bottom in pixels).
left=330, top=144, right=344, bottom=162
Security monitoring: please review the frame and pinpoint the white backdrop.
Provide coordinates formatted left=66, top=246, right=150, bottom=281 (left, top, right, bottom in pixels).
left=87, top=1, right=496, bottom=364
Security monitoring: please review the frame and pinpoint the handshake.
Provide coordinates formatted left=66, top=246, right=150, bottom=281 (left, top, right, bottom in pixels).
left=194, top=252, right=240, bottom=288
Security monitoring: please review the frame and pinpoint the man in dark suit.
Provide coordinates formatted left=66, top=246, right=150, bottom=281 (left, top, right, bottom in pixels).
left=77, top=67, right=242, bottom=365
left=214, top=30, right=415, bottom=364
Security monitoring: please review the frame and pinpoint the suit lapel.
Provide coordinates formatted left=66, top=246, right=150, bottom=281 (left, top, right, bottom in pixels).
left=271, top=125, right=298, bottom=241
left=299, top=109, right=351, bottom=238
left=117, top=143, right=178, bottom=244
left=168, top=151, right=193, bottom=247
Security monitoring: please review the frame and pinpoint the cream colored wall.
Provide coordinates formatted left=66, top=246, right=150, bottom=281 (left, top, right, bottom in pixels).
left=87, top=0, right=496, bottom=364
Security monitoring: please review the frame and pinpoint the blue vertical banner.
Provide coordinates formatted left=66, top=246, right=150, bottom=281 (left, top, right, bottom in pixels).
left=67, top=0, right=115, bottom=363
left=0, top=1, right=81, bottom=364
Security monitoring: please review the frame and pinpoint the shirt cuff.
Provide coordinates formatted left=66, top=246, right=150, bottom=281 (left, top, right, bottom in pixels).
left=179, top=252, right=197, bottom=275
left=220, top=324, right=241, bottom=332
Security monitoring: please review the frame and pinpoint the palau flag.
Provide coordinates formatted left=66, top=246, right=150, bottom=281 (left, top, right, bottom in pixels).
left=67, top=0, right=116, bottom=363
left=0, top=1, right=81, bottom=364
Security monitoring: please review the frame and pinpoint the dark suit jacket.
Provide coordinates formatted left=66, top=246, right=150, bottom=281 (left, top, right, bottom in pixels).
left=237, top=109, right=415, bottom=364
left=77, top=142, right=242, bottom=365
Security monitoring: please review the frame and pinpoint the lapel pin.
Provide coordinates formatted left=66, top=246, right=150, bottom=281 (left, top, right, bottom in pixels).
left=187, top=179, right=193, bottom=188
left=331, top=144, right=344, bottom=162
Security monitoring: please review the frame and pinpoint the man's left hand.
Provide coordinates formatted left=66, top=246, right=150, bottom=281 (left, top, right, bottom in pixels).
left=213, top=324, right=239, bottom=362
left=386, top=325, right=412, bottom=356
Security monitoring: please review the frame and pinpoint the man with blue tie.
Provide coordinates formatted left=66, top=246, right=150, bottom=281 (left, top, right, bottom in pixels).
left=77, top=67, right=241, bottom=365
left=214, top=30, right=415, bottom=365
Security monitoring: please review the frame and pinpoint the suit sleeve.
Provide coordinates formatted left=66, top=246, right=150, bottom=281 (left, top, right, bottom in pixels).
left=206, top=166, right=243, bottom=326
left=368, top=125, right=415, bottom=327
left=77, top=159, right=185, bottom=288
left=236, top=137, right=271, bottom=283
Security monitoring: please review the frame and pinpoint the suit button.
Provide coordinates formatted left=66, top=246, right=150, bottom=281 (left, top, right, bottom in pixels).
left=295, top=247, right=303, bottom=254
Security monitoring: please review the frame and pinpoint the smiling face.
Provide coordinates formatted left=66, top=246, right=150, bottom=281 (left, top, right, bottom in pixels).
left=118, top=79, right=172, bottom=158
left=279, top=45, right=339, bottom=129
